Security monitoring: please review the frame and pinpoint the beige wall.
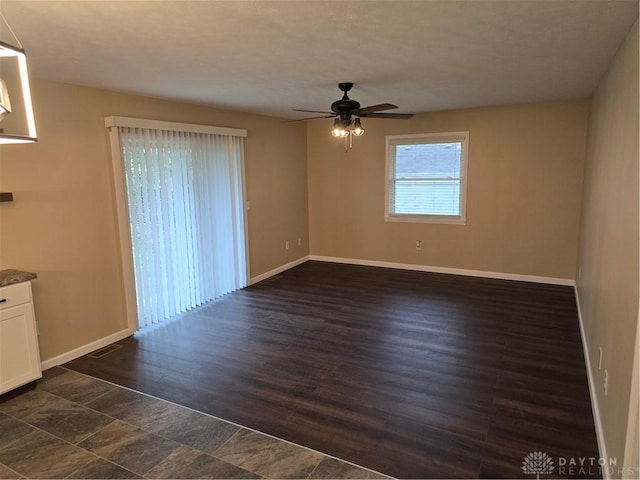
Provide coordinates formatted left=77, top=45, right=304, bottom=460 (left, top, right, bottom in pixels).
left=308, top=100, right=589, bottom=279
left=576, top=21, right=639, bottom=476
left=0, top=79, right=308, bottom=362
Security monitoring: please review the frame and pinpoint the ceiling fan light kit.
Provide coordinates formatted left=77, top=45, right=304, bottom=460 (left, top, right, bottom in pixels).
left=287, top=82, right=413, bottom=151
left=330, top=117, right=352, bottom=137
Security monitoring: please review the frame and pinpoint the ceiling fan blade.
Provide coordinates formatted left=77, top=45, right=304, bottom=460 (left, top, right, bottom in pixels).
left=281, top=114, right=335, bottom=123
left=293, top=108, right=335, bottom=114
left=354, top=103, right=398, bottom=115
left=358, top=112, right=414, bottom=120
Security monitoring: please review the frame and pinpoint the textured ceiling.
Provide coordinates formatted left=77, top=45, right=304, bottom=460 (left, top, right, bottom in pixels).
left=1, top=0, right=637, bottom=119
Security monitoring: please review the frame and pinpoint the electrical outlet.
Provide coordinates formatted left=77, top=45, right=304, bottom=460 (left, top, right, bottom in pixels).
left=297, top=237, right=302, bottom=246
left=285, top=240, right=290, bottom=251
left=578, top=267, right=582, bottom=279
left=604, top=369, right=609, bottom=395
left=416, top=240, right=422, bottom=251
left=598, top=347, right=603, bottom=370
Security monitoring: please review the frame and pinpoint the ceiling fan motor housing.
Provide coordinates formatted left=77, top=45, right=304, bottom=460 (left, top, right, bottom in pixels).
left=331, top=98, right=360, bottom=115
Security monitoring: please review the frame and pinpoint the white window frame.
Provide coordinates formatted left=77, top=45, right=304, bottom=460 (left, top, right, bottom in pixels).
left=385, top=131, right=469, bottom=225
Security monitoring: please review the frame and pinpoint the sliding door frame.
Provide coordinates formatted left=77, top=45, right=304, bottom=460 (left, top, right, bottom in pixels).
left=105, top=116, right=249, bottom=332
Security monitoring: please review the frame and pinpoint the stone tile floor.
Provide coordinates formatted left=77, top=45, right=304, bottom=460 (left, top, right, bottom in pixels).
left=0, top=368, right=389, bottom=479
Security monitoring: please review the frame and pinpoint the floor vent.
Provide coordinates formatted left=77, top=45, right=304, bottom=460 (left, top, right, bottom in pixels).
left=88, top=344, right=123, bottom=359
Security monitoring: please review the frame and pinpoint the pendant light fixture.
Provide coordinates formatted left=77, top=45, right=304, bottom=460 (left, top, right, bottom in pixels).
left=0, top=14, right=37, bottom=144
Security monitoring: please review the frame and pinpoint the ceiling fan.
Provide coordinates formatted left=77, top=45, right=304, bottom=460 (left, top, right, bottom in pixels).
left=284, top=82, right=414, bottom=139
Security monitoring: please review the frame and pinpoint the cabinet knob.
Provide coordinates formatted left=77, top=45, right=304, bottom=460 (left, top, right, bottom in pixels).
left=0, top=299, right=6, bottom=303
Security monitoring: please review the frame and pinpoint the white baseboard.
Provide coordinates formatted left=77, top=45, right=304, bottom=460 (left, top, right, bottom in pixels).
left=40, top=327, right=134, bottom=371
left=42, top=256, right=570, bottom=371
left=249, top=255, right=310, bottom=285
left=309, top=255, right=575, bottom=286
left=574, top=286, right=608, bottom=477
left=41, top=255, right=312, bottom=370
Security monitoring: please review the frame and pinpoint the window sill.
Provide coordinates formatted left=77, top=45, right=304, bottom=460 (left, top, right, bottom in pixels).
left=384, top=214, right=466, bottom=225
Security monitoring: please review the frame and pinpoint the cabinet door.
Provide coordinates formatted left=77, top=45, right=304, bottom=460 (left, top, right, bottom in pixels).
left=0, top=303, right=42, bottom=393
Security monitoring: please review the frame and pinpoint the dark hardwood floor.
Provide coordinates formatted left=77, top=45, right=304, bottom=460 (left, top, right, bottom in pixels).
left=65, top=261, right=599, bottom=479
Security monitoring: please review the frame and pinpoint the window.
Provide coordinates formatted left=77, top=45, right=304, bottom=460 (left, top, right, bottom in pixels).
left=385, top=131, right=468, bottom=224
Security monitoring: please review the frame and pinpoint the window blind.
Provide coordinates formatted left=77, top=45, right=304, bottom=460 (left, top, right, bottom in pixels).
left=118, top=126, right=247, bottom=328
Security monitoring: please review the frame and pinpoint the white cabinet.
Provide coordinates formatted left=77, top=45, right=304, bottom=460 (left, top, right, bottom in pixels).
left=0, top=281, right=41, bottom=394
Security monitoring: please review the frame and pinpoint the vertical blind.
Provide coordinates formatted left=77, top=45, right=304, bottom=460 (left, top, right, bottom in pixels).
left=119, top=126, right=246, bottom=328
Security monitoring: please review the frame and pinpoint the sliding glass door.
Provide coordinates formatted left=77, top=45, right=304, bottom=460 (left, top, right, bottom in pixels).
left=109, top=119, right=247, bottom=329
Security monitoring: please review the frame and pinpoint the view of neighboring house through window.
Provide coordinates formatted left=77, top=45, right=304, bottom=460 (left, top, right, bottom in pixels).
left=385, top=131, right=468, bottom=224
